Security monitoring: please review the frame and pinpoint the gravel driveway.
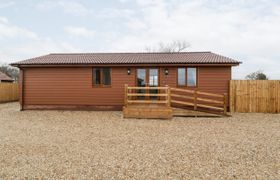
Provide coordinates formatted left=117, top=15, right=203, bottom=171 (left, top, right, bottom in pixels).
left=0, top=102, right=279, bottom=179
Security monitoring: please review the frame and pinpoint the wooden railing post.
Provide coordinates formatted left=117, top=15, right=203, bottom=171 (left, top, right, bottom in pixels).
left=124, top=84, right=128, bottom=107
left=223, top=93, right=227, bottom=115
left=194, top=89, right=197, bottom=111
left=166, top=85, right=171, bottom=107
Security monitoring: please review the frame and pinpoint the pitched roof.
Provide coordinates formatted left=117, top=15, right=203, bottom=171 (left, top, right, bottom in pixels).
left=0, top=71, right=13, bottom=81
left=11, top=52, right=241, bottom=66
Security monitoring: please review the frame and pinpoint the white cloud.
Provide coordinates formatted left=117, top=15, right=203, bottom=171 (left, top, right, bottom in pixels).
left=37, top=0, right=90, bottom=16
left=0, top=17, right=37, bottom=39
left=97, top=8, right=134, bottom=18
left=125, top=19, right=148, bottom=30
left=57, top=1, right=89, bottom=16
left=0, top=17, right=9, bottom=23
left=0, top=17, right=79, bottom=63
left=64, top=26, right=95, bottom=38
left=118, top=0, right=129, bottom=3
left=0, top=1, right=15, bottom=9
left=0, top=39, right=79, bottom=64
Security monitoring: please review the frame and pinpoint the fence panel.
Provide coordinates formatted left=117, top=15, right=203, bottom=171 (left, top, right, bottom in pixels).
left=230, top=80, right=280, bottom=113
left=0, top=83, right=19, bottom=103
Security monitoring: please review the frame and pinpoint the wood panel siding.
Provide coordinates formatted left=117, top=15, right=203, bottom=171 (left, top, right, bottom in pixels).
left=19, top=70, right=24, bottom=109
left=197, top=67, right=231, bottom=95
left=21, top=66, right=231, bottom=110
left=23, top=67, right=135, bottom=108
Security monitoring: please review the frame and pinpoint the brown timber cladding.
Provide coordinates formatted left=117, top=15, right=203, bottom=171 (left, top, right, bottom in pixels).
left=22, top=66, right=231, bottom=109
left=230, top=80, right=280, bottom=113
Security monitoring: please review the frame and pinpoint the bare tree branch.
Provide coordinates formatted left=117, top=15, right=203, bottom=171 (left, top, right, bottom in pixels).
left=145, top=40, right=190, bottom=53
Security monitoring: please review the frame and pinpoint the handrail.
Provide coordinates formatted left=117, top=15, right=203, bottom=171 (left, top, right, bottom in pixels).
left=127, top=93, right=168, bottom=97
left=171, top=100, right=194, bottom=106
left=197, top=97, right=224, bottom=104
left=127, top=86, right=168, bottom=90
left=171, top=94, right=194, bottom=100
left=170, top=87, right=194, bottom=93
left=196, top=103, right=224, bottom=111
left=196, top=91, right=224, bottom=98
left=127, top=100, right=168, bottom=104
left=171, top=87, right=224, bottom=98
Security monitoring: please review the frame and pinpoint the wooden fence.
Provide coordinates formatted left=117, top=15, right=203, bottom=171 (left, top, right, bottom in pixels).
left=230, top=80, right=280, bottom=113
left=0, top=83, right=19, bottom=103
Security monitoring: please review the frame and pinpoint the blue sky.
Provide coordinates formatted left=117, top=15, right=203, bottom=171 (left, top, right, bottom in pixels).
left=0, top=0, right=279, bottom=79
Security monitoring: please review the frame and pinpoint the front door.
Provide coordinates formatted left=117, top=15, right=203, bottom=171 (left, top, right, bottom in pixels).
left=136, top=68, right=159, bottom=100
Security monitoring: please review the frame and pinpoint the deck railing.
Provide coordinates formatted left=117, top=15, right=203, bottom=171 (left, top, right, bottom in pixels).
left=124, top=84, right=228, bottom=115
left=170, top=88, right=227, bottom=115
left=124, top=84, right=171, bottom=107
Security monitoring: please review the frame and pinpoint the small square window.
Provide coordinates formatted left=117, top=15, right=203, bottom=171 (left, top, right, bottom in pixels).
left=93, top=68, right=111, bottom=86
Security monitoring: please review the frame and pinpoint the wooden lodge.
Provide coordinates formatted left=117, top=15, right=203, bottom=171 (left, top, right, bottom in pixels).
left=11, top=52, right=240, bottom=118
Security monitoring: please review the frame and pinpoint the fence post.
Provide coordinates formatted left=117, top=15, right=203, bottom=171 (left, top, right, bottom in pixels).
left=223, top=93, right=227, bottom=115
left=124, top=84, right=128, bottom=107
left=194, top=89, right=197, bottom=111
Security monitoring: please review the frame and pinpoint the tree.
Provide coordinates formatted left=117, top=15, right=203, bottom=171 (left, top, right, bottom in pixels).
left=145, top=40, right=190, bottom=52
left=0, top=64, right=20, bottom=82
left=245, top=70, right=268, bottom=80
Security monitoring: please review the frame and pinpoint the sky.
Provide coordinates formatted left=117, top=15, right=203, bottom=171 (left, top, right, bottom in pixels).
left=0, top=0, right=279, bottom=79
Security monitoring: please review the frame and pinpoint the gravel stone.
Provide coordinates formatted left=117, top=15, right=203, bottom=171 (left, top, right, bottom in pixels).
left=0, top=102, right=279, bottom=179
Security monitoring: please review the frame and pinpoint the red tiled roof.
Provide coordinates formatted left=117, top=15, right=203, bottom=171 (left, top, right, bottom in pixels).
left=0, top=72, right=13, bottom=81
left=11, top=52, right=241, bottom=66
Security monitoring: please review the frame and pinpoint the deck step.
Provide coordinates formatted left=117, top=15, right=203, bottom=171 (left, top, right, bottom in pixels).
left=123, top=105, right=173, bottom=119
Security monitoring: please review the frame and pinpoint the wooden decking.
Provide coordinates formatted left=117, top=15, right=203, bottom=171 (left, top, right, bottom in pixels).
left=172, top=108, right=222, bottom=117
left=123, top=105, right=222, bottom=119
left=123, top=104, right=173, bottom=119
left=123, top=85, right=228, bottom=119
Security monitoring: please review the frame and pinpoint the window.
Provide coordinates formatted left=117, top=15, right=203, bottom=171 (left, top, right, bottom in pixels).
left=93, top=68, right=101, bottom=85
left=102, top=68, right=111, bottom=85
left=149, top=69, right=158, bottom=86
left=187, top=68, right=197, bottom=86
left=178, top=68, right=186, bottom=86
left=93, top=68, right=111, bottom=86
left=177, top=67, right=197, bottom=87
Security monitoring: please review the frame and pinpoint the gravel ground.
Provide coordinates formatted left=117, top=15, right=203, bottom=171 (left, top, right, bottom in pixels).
left=0, top=102, right=279, bottom=179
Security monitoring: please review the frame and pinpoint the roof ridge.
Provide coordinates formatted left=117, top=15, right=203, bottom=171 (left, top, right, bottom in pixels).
left=49, top=51, right=212, bottom=55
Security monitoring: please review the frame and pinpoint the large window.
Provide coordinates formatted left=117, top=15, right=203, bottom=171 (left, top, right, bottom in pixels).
left=177, top=67, right=197, bottom=87
left=93, top=68, right=111, bottom=86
